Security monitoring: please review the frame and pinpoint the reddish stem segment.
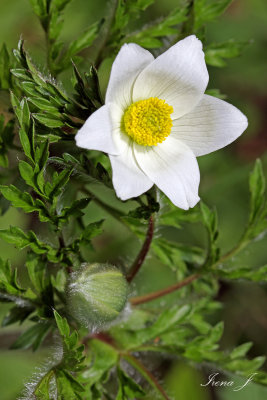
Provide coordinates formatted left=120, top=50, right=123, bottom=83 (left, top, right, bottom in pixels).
left=126, top=215, right=154, bottom=283
left=130, top=273, right=199, bottom=306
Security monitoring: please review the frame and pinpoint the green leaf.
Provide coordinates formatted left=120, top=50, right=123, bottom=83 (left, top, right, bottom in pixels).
left=10, top=322, right=51, bottom=350
left=218, top=264, right=267, bottom=282
left=200, top=202, right=220, bottom=266
left=28, top=96, right=60, bottom=113
left=116, top=367, right=145, bottom=399
left=0, top=226, right=57, bottom=258
left=2, top=305, right=34, bottom=327
left=33, top=113, right=64, bottom=128
left=124, top=6, right=188, bottom=48
left=85, top=339, right=118, bottom=387
left=230, top=342, right=253, bottom=359
left=26, top=253, right=48, bottom=293
left=205, top=40, right=251, bottom=67
left=54, top=309, right=70, bottom=338
left=194, top=0, right=233, bottom=30
left=80, top=220, right=104, bottom=244
left=29, top=0, right=47, bottom=18
left=19, top=160, right=36, bottom=188
left=0, top=185, right=36, bottom=212
left=59, top=198, right=91, bottom=221
left=55, top=369, right=81, bottom=399
left=50, top=0, right=72, bottom=13
left=33, top=370, right=54, bottom=400
left=19, top=128, right=34, bottom=162
left=111, top=305, right=191, bottom=350
left=47, top=168, right=73, bottom=198
left=249, top=159, right=265, bottom=223
left=67, top=21, right=102, bottom=57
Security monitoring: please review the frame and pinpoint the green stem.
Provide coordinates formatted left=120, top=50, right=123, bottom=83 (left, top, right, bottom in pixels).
left=81, top=187, right=126, bottom=221
left=122, top=354, right=170, bottom=400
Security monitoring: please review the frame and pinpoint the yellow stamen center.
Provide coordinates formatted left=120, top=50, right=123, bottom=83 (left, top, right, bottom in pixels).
left=122, top=97, right=173, bottom=146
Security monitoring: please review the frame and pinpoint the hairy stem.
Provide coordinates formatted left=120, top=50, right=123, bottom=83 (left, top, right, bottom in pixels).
left=126, top=215, right=154, bottom=282
left=130, top=273, right=199, bottom=306
left=122, top=354, right=170, bottom=400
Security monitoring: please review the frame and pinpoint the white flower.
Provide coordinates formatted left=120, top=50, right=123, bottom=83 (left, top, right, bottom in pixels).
left=75, top=35, right=248, bottom=210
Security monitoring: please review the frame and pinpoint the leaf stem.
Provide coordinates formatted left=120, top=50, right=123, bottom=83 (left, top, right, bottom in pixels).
left=122, top=353, right=170, bottom=400
left=126, top=215, right=154, bottom=282
left=130, top=273, right=199, bottom=306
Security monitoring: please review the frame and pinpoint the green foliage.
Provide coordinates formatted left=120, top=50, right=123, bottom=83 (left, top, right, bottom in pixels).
left=205, top=40, right=251, bottom=67
left=121, top=5, right=188, bottom=48
left=0, top=0, right=266, bottom=398
left=194, top=0, right=233, bottom=31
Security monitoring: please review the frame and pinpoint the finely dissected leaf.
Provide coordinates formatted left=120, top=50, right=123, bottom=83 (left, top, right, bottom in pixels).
left=124, top=6, right=188, bottom=48
left=84, top=339, right=118, bottom=387
left=205, top=40, right=251, bottom=67
left=80, top=220, right=104, bottom=243
left=194, top=0, right=233, bottom=30
left=111, top=305, right=191, bottom=350
left=33, top=370, right=54, bottom=400
left=0, top=226, right=58, bottom=260
left=59, top=198, right=91, bottom=220
left=46, top=168, right=73, bottom=198
left=218, top=264, right=267, bottom=282
left=10, top=322, right=51, bottom=350
left=67, top=21, right=102, bottom=57
left=116, top=367, right=145, bottom=399
left=1, top=305, right=34, bottom=327
left=0, top=185, right=36, bottom=212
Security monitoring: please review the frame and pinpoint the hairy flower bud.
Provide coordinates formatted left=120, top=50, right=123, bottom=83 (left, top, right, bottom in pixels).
left=68, top=263, right=128, bottom=328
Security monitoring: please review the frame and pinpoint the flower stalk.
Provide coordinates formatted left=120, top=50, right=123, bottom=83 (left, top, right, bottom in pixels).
left=126, top=215, right=154, bottom=282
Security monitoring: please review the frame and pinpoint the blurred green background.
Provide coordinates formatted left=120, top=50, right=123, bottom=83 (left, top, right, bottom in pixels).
left=0, top=0, right=267, bottom=399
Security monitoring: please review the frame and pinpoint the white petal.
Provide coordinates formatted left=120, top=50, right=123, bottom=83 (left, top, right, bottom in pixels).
left=132, top=35, right=209, bottom=119
left=171, top=94, right=248, bottom=156
left=108, top=102, right=129, bottom=155
left=75, top=105, right=118, bottom=155
left=105, top=43, right=154, bottom=110
left=109, top=138, right=153, bottom=200
left=134, top=137, right=200, bottom=210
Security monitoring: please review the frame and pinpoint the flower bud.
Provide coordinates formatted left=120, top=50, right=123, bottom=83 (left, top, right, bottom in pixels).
left=68, top=263, right=128, bottom=328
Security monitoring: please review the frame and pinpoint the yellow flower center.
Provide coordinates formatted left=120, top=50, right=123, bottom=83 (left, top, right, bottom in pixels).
left=122, top=97, right=173, bottom=146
